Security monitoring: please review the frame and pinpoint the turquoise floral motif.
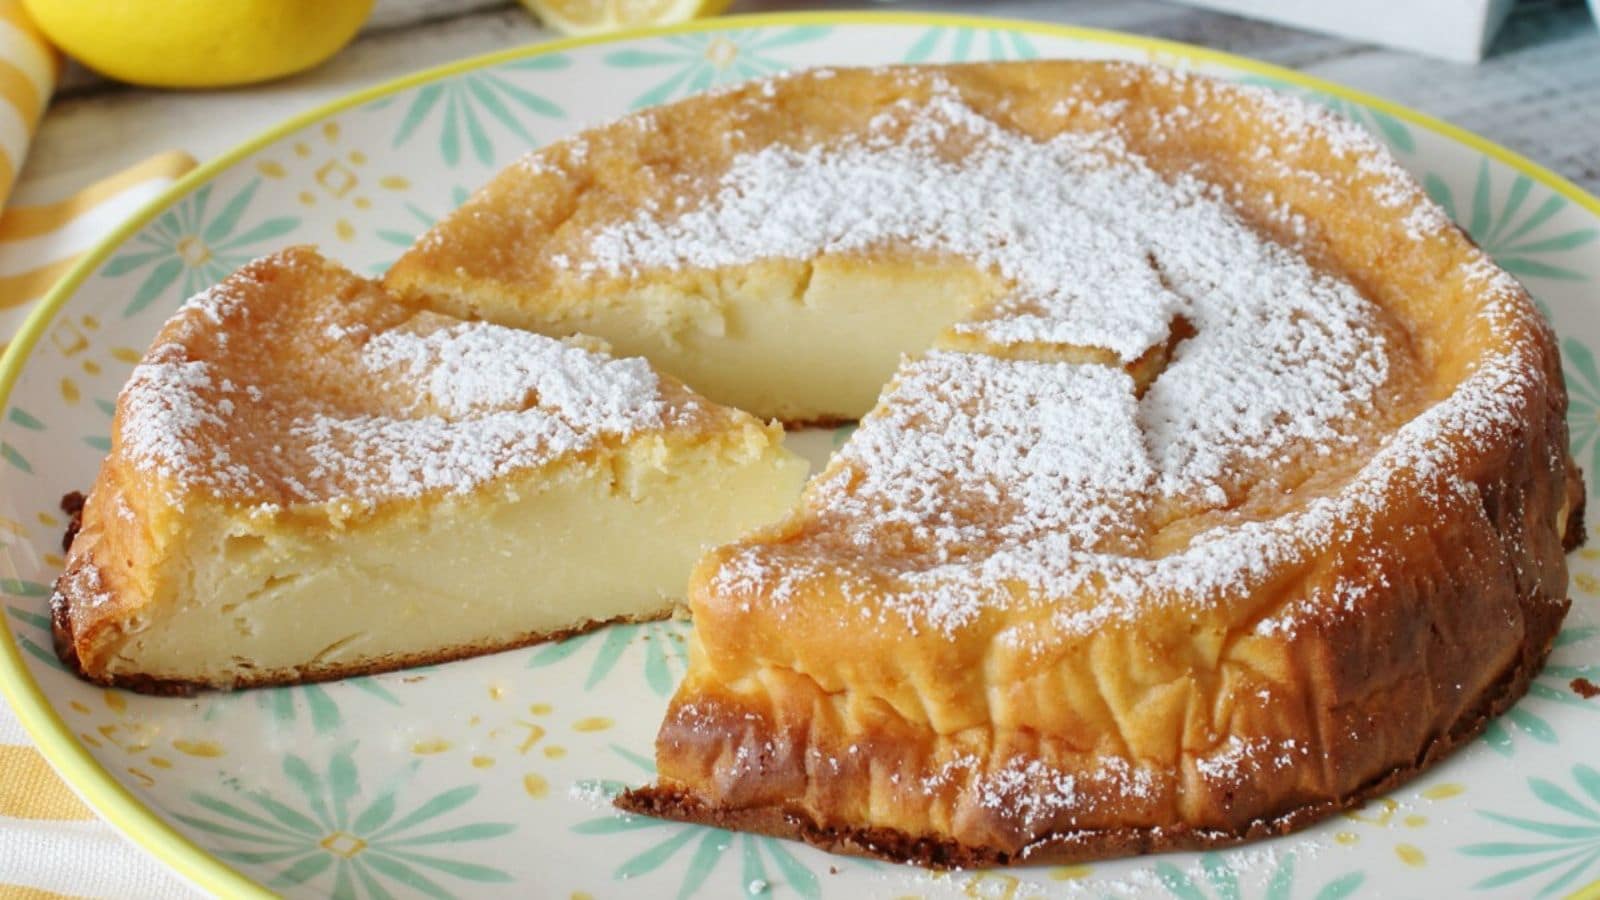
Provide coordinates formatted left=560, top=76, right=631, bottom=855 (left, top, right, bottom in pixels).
left=199, top=677, right=403, bottom=736
left=1236, top=76, right=1415, bottom=154
left=175, top=745, right=515, bottom=897
left=1481, top=625, right=1600, bottom=756
left=830, top=423, right=856, bottom=449
left=0, top=441, right=27, bottom=472
left=257, top=681, right=402, bottom=735
left=5, top=603, right=66, bottom=673
left=371, top=185, right=472, bottom=274
left=203, top=679, right=406, bottom=736
left=389, top=57, right=570, bottom=167
left=1425, top=159, right=1597, bottom=282
left=101, top=178, right=300, bottom=318
left=6, top=407, right=42, bottom=430
left=1460, top=763, right=1600, bottom=897
left=572, top=744, right=824, bottom=899
left=4, top=405, right=43, bottom=472
left=82, top=397, right=113, bottom=453
left=605, top=27, right=832, bottom=109
left=527, top=619, right=689, bottom=697
left=1157, top=850, right=1364, bottom=900
left=902, top=27, right=1038, bottom=63
left=1566, top=338, right=1600, bottom=477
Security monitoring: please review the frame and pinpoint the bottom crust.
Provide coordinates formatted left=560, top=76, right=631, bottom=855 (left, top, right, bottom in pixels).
left=776, top=415, right=857, bottom=431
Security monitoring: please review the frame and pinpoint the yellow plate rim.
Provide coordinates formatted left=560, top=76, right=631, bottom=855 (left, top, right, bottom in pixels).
left=2, top=10, right=1598, bottom=898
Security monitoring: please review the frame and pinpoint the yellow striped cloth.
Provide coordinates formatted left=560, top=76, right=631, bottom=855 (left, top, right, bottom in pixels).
left=0, top=1, right=200, bottom=896
left=0, top=159, right=205, bottom=897
left=2, top=699, right=197, bottom=899
left=0, top=0, right=53, bottom=209
left=0, top=167, right=205, bottom=898
left=0, top=159, right=201, bottom=899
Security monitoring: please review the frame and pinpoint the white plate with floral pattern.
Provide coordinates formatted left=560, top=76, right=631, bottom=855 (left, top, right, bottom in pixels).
left=2, top=12, right=1598, bottom=899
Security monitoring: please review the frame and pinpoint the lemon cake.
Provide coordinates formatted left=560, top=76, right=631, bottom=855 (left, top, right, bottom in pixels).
left=53, top=57, right=1585, bottom=866
left=390, top=62, right=1584, bottom=864
left=51, top=247, right=807, bottom=691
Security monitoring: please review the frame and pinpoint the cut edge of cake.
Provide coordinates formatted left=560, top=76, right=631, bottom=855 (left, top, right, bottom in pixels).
left=50, top=246, right=809, bottom=693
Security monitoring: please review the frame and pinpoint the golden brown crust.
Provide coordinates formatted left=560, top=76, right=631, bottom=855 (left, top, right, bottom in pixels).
left=775, top=415, right=856, bottom=431
left=631, top=371, right=1581, bottom=864
left=1565, top=462, right=1588, bottom=550
left=624, top=482, right=1584, bottom=867
left=617, top=592, right=1565, bottom=868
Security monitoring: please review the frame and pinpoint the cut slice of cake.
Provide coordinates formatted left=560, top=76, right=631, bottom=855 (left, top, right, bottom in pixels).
left=51, top=247, right=808, bottom=692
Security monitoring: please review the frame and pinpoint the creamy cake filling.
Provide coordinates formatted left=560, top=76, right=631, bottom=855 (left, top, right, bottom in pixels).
left=82, top=436, right=800, bottom=683
left=61, top=250, right=810, bottom=687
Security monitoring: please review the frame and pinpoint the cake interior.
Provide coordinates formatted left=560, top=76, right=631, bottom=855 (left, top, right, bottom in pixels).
left=83, top=430, right=803, bottom=687
left=433, top=255, right=1003, bottom=424
left=56, top=249, right=810, bottom=690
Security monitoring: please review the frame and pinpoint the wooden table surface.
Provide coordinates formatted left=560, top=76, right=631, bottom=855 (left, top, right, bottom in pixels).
left=18, top=0, right=1600, bottom=205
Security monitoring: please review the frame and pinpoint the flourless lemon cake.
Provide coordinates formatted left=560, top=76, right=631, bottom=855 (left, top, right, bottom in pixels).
left=54, top=57, right=1584, bottom=866
left=390, top=62, right=1584, bottom=864
left=51, top=247, right=807, bottom=691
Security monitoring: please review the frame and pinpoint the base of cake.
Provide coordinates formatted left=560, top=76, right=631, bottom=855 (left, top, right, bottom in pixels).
left=51, top=589, right=677, bottom=697
left=617, top=586, right=1570, bottom=867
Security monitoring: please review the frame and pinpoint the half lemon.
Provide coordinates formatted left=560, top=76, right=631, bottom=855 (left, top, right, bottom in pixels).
left=522, top=0, right=733, bottom=36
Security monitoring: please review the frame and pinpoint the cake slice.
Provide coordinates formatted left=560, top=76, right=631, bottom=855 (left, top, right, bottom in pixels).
left=51, top=247, right=807, bottom=692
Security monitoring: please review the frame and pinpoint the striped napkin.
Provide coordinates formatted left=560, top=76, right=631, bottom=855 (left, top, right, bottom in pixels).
left=0, top=151, right=196, bottom=348
left=0, top=1, right=202, bottom=896
left=0, top=0, right=52, bottom=208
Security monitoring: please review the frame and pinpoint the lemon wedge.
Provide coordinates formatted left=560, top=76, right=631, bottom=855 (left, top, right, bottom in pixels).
left=23, top=0, right=373, bottom=89
left=522, top=0, right=733, bottom=36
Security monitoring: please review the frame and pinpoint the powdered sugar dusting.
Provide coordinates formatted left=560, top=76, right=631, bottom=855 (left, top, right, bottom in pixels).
left=978, top=757, right=1080, bottom=833
left=116, top=278, right=681, bottom=507
left=581, top=86, right=1189, bottom=362
left=801, top=353, right=1155, bottom=633
left=1195, top=735, right=1310, bottom=783
left=580, top=76, right=1402, bottom=513
left=119, top=347, right=265, bottom=497
left=362, top=320, right=666, bottom=426
left=655, top=74, right=1524, bottom=638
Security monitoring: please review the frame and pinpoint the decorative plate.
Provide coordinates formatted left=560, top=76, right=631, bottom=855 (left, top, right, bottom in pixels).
left=3, top=12, right=1598, bottom=899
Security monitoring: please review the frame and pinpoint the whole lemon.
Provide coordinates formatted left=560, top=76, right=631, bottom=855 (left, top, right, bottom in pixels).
left=22, top=0, right=375, bottom=89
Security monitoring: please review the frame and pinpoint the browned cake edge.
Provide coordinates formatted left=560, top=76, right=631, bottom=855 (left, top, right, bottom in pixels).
left=59, top=490, right=86, bottom=552
left=615, top=588, right=1571, bottom=869
left=616, top=468, right=1587, bottom=870
left=1564, top=463, right=1588, bottom=550
left=776, top=415, right=857, bottom=431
